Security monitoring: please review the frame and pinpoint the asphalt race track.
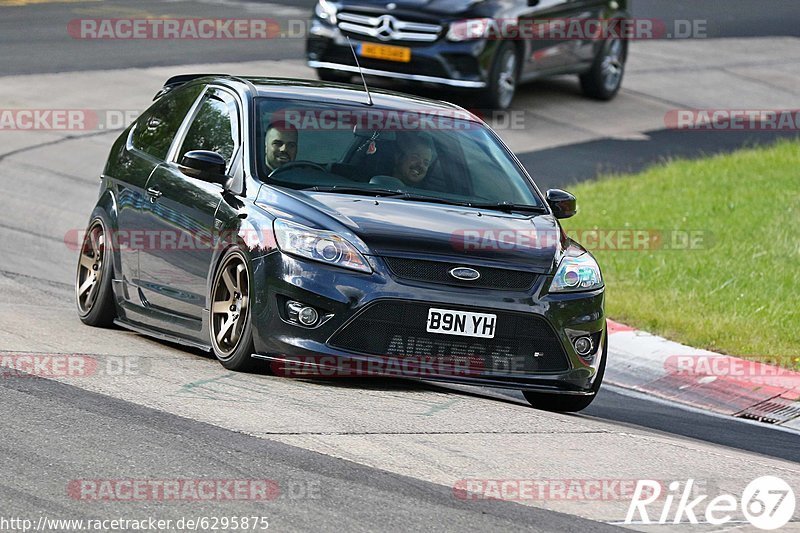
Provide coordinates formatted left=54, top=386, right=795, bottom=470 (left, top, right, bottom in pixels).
left=1, top=0, right=799, bottom=531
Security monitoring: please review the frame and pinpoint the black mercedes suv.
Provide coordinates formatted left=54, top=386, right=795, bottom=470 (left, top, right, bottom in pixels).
left=306, top=0, right=630, bottom=108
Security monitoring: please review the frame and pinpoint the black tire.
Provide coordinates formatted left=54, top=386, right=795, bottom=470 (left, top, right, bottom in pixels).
left=317, top=68, right=352, bottom=84
left=209, top=247, right=257, bottom=371
left=76, top=211, right=117, bottom=327
left=480, top=42, right=519, bottom=110
left=580, top=37, right=626, bottom=101
left=522, top=330, right=607, bottom=412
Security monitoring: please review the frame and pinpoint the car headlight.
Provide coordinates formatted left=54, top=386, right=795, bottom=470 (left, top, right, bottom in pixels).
left=274, top=219, right=371, bottom=273
left=315, top=0, right=338, bottom=24
left=447, top=18, right=492, bottom=41
left=549, top=251, right=603, bottom=292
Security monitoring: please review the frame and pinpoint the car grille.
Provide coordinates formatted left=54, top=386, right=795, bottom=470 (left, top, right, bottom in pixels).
left=329, top=301, right=570, bottom=374
left=337, top=12, right=442, bottom=43
left=382, top=257, right=538, bottom=291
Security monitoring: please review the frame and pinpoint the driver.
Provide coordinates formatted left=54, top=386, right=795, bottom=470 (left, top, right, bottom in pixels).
left=393, top=132, right=435, bottom=186
left=265, top=121, right=298, bottom=172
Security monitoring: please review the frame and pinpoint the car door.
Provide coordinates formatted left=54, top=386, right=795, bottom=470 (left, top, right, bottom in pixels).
left=517, top=0, right=583, bottom=76
left=137, top=87, right=241, bottom=327
left=567, top=0, right=617, bottom=65
left=115, top=83, right=204, bottom=305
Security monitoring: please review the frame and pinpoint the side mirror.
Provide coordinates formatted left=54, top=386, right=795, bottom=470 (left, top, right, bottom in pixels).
left=179, top=150, right=229, bottom=186
left=546, top=189, right=577, bottom=219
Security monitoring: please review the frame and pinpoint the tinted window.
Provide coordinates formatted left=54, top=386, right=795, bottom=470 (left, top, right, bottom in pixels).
left=131, top=84, right=203, bottom=160
left=178, top=90, right=237, bottom=167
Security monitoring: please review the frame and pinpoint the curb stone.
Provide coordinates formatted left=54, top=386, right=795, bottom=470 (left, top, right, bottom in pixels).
left=606, top=319, right=800, bottom=430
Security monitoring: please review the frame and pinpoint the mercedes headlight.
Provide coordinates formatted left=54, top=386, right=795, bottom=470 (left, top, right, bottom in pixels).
left=447, top=18, right=492, bottom=41
left=549, top=250, right=603, bottom=292
left=274, top=219, right=371, bottom=273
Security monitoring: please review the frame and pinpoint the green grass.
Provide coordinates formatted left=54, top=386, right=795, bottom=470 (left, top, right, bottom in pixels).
left=562, top=139, right=800, bottom=362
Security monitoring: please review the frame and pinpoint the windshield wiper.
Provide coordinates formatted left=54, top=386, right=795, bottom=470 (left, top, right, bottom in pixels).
left=391, top=193, right=474, bottom=207
left=303, top=185, right=405, bottom=197
left=304, top=187, right=468, bottom=207
left=466, top=202, right=548, bottom=214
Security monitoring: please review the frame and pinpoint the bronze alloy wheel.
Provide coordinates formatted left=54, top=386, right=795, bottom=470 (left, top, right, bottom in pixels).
left=76, top=215, right=116, bottom=327
left=210, top=251, right=251, bottom=360
left=76, top=220, right=107, bottom=316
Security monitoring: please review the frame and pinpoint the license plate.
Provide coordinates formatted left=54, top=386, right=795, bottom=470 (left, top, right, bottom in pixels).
left=359, top=43, right=411, bottom=63
left=426, top=308, right=497, bottom=339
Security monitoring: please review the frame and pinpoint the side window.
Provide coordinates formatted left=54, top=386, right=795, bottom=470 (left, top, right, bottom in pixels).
left=178, top=89, right=238, bottom=168
left=131, top=84, right=203, bottom=160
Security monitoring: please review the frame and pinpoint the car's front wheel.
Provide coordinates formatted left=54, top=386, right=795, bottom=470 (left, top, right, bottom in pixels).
left=76, top=212, right=117, bottom=327
left=522, top=332, right=606, bottom=412
left=481, top=42, right=519, bottom=110
left=580, top=37, right=626, bottom=100
left=209, top=247, right=256, bottom=371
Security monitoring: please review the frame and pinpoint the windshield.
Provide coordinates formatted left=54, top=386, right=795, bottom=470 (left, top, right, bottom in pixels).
left=255, top=98, right=545, bottom=208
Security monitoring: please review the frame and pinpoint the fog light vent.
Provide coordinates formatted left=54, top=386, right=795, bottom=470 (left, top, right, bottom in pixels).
left=573, top=336, right=594, bottom=357
left=287, top=301, right=320, bottom=327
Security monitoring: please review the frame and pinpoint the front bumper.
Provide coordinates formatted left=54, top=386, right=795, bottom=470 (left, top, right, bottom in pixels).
left=250, top=251, right=605, bottom=394
left=306, top=20, right=492, bottom=89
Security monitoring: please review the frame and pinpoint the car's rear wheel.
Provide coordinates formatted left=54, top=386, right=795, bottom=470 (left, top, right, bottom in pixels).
left=481, top=42, right=519, bottom=110
left=580, top=37, right=625, bottom=100
left=316, top=68, right=352, bottom=84
left=209, top=248, right=256, bottom=371
left=76, top=214, right=116, bottom=327
left=522, top=331, right=607, bottom=412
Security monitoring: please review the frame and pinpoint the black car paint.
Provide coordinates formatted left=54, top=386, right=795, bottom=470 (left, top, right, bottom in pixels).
left=91, top=76, right=605, bottom=396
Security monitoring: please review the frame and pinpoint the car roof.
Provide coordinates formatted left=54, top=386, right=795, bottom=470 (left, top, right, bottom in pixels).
left=189, top=75, right=475, bottom=117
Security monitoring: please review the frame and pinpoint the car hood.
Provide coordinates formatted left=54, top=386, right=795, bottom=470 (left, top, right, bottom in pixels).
left=298, top=192, right=561, bottom=273
left=342, top=0, right=484, bottom=15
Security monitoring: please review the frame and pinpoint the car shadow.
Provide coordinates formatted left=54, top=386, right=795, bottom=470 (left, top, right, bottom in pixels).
left=128, top=325, right=539, bottom=408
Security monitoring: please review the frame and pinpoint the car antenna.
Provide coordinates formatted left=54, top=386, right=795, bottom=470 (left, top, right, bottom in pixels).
left=346, top=36, right=374, bottom=106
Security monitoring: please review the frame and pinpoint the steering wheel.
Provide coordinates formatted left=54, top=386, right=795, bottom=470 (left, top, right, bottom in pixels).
left=269, top=160, right=327, bottom=178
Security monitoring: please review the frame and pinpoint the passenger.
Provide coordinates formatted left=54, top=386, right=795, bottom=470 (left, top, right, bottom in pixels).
left=392, top=132, right=435, bottom=186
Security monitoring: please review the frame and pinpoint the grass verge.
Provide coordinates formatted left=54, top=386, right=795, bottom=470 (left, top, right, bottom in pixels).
left=562, top=139, right=800, bottom=362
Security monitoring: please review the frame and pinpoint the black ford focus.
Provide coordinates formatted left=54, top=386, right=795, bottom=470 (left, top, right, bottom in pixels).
left=76, top=75, right=606, bottom=412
